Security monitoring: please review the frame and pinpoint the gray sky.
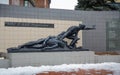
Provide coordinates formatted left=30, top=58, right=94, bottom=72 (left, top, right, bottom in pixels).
left=50, top=0, right=77, bottom=10
left=0, top=0, right=77, bottom=10
left=0, top=0, right=9, bottom=4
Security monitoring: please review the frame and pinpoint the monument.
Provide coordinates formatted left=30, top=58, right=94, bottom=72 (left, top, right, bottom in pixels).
left=7, top=24, right=95, bottom=53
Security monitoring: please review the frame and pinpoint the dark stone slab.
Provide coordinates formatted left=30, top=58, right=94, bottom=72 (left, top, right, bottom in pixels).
left=7, top=48, right=89, bottom=53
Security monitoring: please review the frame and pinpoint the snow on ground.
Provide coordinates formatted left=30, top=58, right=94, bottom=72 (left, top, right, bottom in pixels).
left=0, top=62, right=120, bottom=75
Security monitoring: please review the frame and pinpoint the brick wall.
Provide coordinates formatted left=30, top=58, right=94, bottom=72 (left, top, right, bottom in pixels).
left=9, top=0, right=50, bottom=8
left=34, top=0, right=50, bottom=8
left=9, top=0, right=21, bottom=6
left=36, top=69, right=113, bottom=75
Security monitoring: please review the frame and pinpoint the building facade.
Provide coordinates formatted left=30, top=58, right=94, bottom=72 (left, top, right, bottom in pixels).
left=9, top=0, right=51, bottom=8
left=116, top=0, right=120, bottom=2
left=0, top=4, right=120, bottom=52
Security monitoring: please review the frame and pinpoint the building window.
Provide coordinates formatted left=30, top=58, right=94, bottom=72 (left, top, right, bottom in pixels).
left=24, top=0, right=33, bottom=7
left=106, top=19, right=120, bottom=51
left=24, top=0, right=28, bottom=7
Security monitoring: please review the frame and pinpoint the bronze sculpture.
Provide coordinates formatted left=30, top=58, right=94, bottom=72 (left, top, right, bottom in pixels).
left=7, top=24, right=95, bottom=53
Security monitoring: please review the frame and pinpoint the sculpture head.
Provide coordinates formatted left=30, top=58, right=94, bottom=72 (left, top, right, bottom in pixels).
left=78, top=24, right=86, bottom=30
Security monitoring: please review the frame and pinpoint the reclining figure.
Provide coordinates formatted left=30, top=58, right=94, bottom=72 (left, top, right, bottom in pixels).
left=7, top=24, right=95, bottom=52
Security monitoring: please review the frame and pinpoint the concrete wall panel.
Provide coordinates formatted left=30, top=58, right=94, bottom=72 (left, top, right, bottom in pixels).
left=0, top=59, right=10, bottom=68
left=8, top=51, right=95, bottom=67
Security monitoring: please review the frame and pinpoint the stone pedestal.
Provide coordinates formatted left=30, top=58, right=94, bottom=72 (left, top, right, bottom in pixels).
left=8, top=51, right=95, bottom=67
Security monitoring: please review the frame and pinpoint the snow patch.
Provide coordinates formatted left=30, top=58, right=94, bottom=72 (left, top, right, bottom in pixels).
left=0, top=62, right=120, bottom=75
